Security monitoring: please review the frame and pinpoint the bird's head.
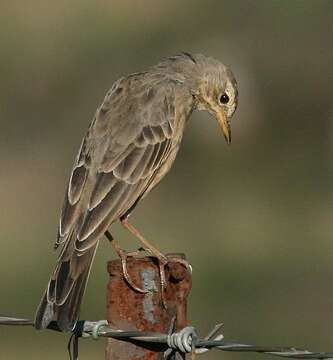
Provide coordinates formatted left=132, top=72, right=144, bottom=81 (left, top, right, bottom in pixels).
left=192, top=55, right=238, bottom=144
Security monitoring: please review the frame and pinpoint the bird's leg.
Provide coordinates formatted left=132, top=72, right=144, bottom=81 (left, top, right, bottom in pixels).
left=105, top=230, right=148, bottom=294
left=120, top=217, right=169, bottom=306
left=120, top=218, right=168, bottom=264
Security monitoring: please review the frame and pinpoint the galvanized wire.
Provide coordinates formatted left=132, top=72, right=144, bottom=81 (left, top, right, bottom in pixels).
left=1, top=315, right=333, bottom=359
left=0, top=315, right=33, bottom=326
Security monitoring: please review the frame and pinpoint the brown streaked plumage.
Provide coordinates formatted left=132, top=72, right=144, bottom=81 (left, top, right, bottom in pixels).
left=35, top=52, right=238, bottom=331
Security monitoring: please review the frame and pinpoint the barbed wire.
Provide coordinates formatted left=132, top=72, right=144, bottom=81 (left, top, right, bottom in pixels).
left=1, top=315, right=333, bottom=360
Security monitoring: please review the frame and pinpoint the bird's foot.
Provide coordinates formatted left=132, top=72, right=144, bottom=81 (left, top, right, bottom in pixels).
left=118, top=244, right=170, bottom=305
left=139, top=251, right=192, bottom=309
left=105, top=230, right=148, bottom=293
left=120, top=217, right=170, bottom=304
left=106, top=223, right=191, bottom=307
left=117, top=247, right=151, bottom=294
left=119, top=218, right=193, bottom=307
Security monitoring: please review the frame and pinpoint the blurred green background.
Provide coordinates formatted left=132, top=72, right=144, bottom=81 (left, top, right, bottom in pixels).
left=1, top=0, right=333, bottom=359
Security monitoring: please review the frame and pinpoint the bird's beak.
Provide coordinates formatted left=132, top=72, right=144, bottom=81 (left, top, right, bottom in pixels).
left=216, top=107, right=231, bottom=144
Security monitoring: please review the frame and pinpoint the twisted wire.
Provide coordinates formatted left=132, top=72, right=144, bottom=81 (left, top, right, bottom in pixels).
left=1, top=315, right=333, bottom=359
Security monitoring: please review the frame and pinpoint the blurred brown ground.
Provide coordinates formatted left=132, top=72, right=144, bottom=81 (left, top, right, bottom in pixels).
left=1, top=1, right=333, bottom=359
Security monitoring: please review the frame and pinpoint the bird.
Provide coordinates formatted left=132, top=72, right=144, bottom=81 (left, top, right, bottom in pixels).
left=34, top=52, right=238, bottom=332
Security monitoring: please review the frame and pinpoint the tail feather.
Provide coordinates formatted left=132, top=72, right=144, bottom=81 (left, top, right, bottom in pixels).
left=35, top=235, right=98, bottom=331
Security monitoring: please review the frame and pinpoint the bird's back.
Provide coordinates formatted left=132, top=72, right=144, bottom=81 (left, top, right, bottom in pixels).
left=35, top=66, right=194, bottom=331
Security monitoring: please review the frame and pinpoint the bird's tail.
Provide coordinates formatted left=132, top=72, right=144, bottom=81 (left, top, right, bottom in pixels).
left=34, top=230, right=98, bottom=332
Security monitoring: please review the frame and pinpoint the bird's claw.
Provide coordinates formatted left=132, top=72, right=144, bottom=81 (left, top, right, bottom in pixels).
left=106, top=230, right=191, bottom=305
left=123, top=252, right=191, bottom=308
left=118, top=248, right=150, bottom=294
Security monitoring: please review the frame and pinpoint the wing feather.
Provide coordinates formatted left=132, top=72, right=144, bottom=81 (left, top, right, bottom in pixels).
left=100, top=143, right=136, bottom=172
left=68, top=165, right=88, bottom=205
left=127, top=145, right=155, bottom=183
left=55, top=75, right=186, bottom=258
left=113, top=146, right=146, bottom=180
left=78, top=181, right=129, bottom=241
left=58, top=196, right=77, bottom=238
left=89, top=172, right=117, bottom=209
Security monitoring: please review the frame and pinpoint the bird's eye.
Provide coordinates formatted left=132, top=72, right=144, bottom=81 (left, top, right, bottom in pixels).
left=219, top=93, right=229, bottom=104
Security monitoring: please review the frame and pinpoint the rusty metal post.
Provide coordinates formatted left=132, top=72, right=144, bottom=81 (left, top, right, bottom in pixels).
left=106, top=255, right=192, bottom=360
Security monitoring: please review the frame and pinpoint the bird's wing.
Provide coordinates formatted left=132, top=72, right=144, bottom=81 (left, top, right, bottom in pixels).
left=56, top=75, right=178, bottom=256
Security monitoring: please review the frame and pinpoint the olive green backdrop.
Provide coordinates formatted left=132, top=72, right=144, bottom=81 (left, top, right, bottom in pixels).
left=1, top=1, right=333, bottom=359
